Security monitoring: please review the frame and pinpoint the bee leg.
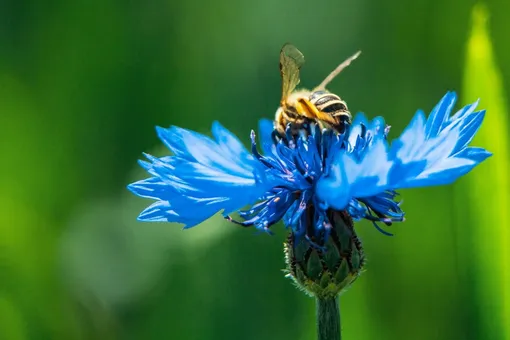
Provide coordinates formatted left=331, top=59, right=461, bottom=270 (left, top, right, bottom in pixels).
left=296, top=98, right=320, bottom=120
left=297, top=98, right=337, bottom=125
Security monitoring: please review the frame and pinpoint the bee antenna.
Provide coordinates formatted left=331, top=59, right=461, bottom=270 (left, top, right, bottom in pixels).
left=315, top=50, right=362, bottom=90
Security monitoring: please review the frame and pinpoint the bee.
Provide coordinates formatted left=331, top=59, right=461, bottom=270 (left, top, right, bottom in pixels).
left=274, top=44, right=361, bottom=138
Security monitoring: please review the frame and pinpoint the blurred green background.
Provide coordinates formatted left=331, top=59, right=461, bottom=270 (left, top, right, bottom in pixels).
left=0, top=0, right=509, bottom=339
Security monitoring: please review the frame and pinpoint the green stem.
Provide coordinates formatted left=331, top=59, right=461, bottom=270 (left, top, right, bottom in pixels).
left=316, top=296, right=341, bottom=340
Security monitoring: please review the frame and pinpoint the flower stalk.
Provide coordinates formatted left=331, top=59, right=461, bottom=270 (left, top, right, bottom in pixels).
left=316, top=296, right=341, bottom=340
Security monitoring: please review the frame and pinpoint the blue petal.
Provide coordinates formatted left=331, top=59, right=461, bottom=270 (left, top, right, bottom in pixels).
left=243, top=191, right=295, bottom=230
left=453, top=147, right=492, bottom=163
left=452, top=110, right=485, bottom=154
left=387, top=93, right=490, bottom=190
left=389, top=124, right=460, bottom=188
left=259, top=118, right=276, bottom=155
left=425, top=91, right=456, bottom=139
left=138, top=201, right=173, bottom=222
left=387, top=159, right=427, bottom=188
left=413, top=162, right=477, bottom=187
left=316, top=158, right=350, bottom=210
left=130, top=122, right=278, bottom=228
left=317, top=138, right=391, bottom=210
left=212, top=121, right=254, bottom=166
left=391, top=109, right=426, bottom=163
left=395, top=158, right=475, bottom=188
left=128, top=177, right=170, bottom=200
left=155, top=125, right=191, bottom=159
left=348, top=112, right=369, bottom=147
left=283, top=190, right=311, bottom=228
left=450, top=99, right=479, bottom=122
left=345, top=139, right=391, bottom=197
left=366, top=116, right=387, bottom=140
left=158, top=124, right=257, bottom=177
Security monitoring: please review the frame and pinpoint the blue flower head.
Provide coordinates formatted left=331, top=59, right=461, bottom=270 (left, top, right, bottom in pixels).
left=128, top=92, right=491, bottom=242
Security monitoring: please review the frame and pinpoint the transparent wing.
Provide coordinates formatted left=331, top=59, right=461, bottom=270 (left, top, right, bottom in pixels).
left=280, top=44, right=305, bottom=103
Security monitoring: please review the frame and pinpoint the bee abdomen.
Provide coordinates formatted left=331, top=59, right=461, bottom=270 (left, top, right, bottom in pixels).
left=312, top=95, right=348, bottom=113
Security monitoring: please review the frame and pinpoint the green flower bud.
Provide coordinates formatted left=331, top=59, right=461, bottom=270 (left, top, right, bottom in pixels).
left=284, top=210, right=365, bottom=299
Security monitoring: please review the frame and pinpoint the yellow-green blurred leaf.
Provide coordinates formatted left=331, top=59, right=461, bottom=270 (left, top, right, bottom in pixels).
left=462, top=4, right=510, bottom=340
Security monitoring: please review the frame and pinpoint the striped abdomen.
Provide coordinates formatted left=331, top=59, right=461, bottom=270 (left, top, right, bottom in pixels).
left=308, top=90, right=351, bottom=133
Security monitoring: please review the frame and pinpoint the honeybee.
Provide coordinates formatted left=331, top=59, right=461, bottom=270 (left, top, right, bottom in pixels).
left=274, top=44, right=361, bottom=138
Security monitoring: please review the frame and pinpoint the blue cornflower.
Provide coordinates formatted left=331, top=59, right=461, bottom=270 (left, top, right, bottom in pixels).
left=128, top=92, right=491, bottom=241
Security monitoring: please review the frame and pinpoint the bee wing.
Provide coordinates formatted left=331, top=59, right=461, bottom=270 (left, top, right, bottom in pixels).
left=279, top=44, right=305, bottom=104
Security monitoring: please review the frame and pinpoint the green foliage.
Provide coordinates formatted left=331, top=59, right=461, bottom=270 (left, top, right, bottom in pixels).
left=459, top=4, right=510, bottom=340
